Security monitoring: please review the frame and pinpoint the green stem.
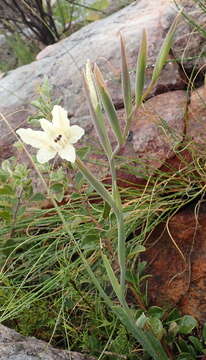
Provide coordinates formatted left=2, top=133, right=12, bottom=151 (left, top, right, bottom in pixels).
left=77, top=156, right=126, bottom=295
left=109, top=157, right=121, bottom=208
left=123, top=105, right=137, bottom=140
left=116, top=210, right=126, bottom=295
left=109, top=157, right=126, bottom=293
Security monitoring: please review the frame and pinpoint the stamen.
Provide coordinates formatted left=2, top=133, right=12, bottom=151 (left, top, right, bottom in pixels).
left=54, top=134, right=62, bottom=143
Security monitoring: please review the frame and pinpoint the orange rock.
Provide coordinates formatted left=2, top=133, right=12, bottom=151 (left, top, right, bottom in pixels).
left=141, top=201, right=206, bottom=323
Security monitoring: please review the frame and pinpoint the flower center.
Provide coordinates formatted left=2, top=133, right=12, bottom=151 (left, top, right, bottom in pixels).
left=53, top=134, right=68, bottom=150
left=54, top=134, right=62, bottom=143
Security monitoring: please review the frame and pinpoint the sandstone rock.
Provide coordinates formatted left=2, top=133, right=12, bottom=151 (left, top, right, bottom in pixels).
left=141, top=200, right=206, bottom=324
left=0, top=0, right=184, bottom=153
left=186, top=85, right=206, bottom=155
left=173, top=0, right=206, bottom=75
left=0, top=324, right=94, bottom=360
left=118, top=90, right=187, bottom=176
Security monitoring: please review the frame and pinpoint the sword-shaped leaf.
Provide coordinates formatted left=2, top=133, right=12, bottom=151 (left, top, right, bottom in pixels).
left=143, top=14, right=180, bottom=100
left=76, top=158, right=117, bottom=212
left=102, top=253, right=125, bottom=306
left=120, top=33, right=132, bottom=118
left=135, top=29, right=147, bottom=106
left=83, top=61, right=113, bottom=158
left=94, top=64, right=124, bottom=146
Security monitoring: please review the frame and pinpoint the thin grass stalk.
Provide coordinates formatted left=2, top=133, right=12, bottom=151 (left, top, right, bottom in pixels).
left=174, top=0, right=206, bottom=38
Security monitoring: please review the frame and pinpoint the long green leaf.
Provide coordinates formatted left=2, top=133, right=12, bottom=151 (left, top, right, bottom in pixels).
left=135, top=29, right=147, bottom=106
left=76, top=157, right=117, bottom=212
left=102, top=253, right=125, bottom=306
left=143, top=14, right=180, bottom=100
left=83, top=61, right=113, bottom=158
left=151, top=15, right=179, bottom=84
left=94, top=64, right=124, bottom=146
left=120, top=33, right=132, bottom=118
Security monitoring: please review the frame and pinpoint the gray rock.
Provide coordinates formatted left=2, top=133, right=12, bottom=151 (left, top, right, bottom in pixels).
left=0, top=324, right=94, bottom=360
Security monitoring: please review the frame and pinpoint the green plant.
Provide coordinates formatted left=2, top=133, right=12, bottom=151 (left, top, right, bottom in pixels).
left=8, top=14, right=181, bottom=360
left=2, top=7, right=206, bottom=360
left=0, top=33, right=39, bottom=72
left=6, top=33, right=38, bottom=66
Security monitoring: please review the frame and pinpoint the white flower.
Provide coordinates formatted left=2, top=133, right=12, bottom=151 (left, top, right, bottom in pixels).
left=16, top=105, right=84, bottom=164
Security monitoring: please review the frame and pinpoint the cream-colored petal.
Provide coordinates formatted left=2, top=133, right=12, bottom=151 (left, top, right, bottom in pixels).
left=36, top=148, right=56, bottom=163
left=69, top=125, right=85, bottom=144
left=40, top=119, right=56, bottom=138
left=58, top=144, right=76, bottom=163
left=16, top=128, right=50, bottom=149
left=52, top=105, right=70, bottom=130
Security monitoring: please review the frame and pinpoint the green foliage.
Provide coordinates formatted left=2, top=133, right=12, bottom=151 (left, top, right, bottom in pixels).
left=53, top=0, right=72, bottom=28
left=0, top=159, right=32, bottom=227
left=6, top=34, right=38, bottom=66
left=29, top=78, right=62, bottom=123
left=0, top=34, right=38, bottom=72
left=178, top=316, right=198, bottom=335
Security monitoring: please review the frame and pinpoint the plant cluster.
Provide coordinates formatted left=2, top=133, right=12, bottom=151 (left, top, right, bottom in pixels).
left=0, top=1, right=206, bottom=360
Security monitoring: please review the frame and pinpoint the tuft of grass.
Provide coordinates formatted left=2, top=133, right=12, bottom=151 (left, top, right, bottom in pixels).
left=1, top=139, right=206, bottom=358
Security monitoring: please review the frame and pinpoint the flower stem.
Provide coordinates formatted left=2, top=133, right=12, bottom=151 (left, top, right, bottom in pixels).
left=109, top=157, right=126, bottom=293
left=76, top=156, right=126, bottom=295
left=116, top=209, right=126, bottom=295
